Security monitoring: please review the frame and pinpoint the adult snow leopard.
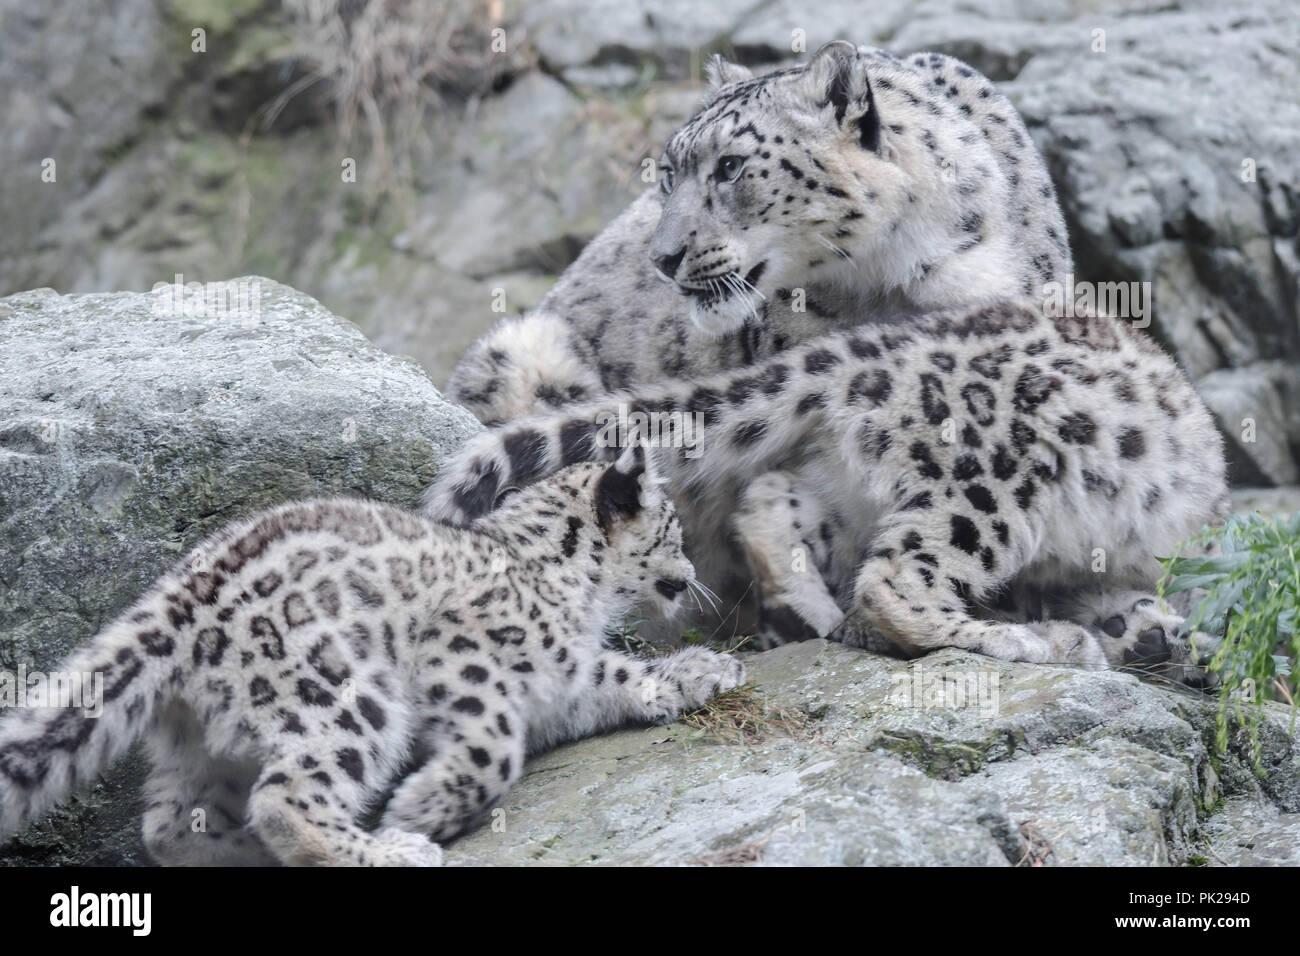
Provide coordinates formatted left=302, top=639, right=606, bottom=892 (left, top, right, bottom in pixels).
left=444, top=41, right=1086, bottom=644
left=426, top=299, right=1227, bottom=683
left=450, top=41, right=1069, bottom=417
left=0, top=451, right=743, bottom=866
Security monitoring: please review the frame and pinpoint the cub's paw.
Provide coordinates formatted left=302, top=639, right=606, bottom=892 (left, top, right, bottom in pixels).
left=1024, top=621, right=1108, bottom=670
left=372, top=828, right=444, bottom=867
left=647, top=648, right=746, bottom=719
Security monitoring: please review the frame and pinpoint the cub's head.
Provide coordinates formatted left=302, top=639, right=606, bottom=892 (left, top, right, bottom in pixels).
left=590, top=445, right=695, bottom=617
left=651, top=41, right=898, bottom=337
left=491, top=445, right=695, bottom=617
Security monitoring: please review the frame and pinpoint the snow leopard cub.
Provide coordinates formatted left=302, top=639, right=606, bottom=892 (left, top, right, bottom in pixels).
left=0, top=449, right=744, bottom=866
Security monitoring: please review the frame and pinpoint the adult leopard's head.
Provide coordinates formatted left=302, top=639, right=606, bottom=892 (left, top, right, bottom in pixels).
left=651, top=41, right=898, bottom=337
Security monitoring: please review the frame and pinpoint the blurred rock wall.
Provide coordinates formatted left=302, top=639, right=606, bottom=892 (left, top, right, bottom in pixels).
left=2, top=0, right=1297, bottom=486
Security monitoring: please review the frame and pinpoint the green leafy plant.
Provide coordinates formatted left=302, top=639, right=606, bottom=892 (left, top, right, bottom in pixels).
left=1158, top=511, right=1299, bottom=757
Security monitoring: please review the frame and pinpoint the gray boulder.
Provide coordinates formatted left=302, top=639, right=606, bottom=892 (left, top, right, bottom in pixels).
left=1204, top=800, right=1300, bottom=866
left=1198, top=363, right=1300, bottom=487
left=904, top=0, right=1300, bottom=483
left=449, top=640, right=1298, bottom=866
left=1231, top=485, right=1300, bottom=518
left=0, top=277, right=480, bottom=864
left=523, top=0, right=751, bottom=79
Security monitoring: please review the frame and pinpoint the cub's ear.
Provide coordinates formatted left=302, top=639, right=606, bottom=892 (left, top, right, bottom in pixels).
left=705, top=53, right=753, bottom=92
left=792, top=40, right=880, bottom=153
left=595, top=444, right=647, bottom=532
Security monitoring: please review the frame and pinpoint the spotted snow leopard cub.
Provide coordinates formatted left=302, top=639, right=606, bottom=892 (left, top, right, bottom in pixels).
left=0, top=450, right=744, bottom=866
left=445, top=41, right=1090, bottom=645
left=427, top=300, right=1227, bottom=683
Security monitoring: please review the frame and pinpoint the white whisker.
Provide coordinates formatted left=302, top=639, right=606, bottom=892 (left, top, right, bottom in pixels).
left=724, top=273, right=759, bottom=322
left=705, top=579, right=754, bottom=643
left=735, top=272, right=767, bottom=301
left=694, top=579, right=721, bottom=603
left=816, top=234, right=852, bottom=261
left=689, top=579, right=720, bottom=615
left=722, top=273, right=745, bottom=301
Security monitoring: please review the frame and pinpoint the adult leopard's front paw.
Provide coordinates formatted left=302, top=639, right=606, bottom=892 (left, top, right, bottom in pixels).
left=1025, top=621, right=1108, bottom=670
left=1093, top=593, right=1217, bottom=689
left=647, top=647, right=747, bottom=718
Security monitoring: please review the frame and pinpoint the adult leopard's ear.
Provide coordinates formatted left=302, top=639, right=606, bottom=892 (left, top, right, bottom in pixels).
left=705, top=53, right=753, bottom=92
left=793, top=40, right=881, bottom=154
left=595, top=444, right=647, bottom=532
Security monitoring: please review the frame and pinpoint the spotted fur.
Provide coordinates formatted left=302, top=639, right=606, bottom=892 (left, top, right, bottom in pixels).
left=0, top=452, right=744, bottom=865
left=426, top=299, right=1228, bottom=677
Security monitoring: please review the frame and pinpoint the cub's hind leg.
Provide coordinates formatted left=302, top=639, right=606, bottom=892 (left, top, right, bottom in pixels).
left=242, top=677, right=436, bottom=867
left=380, top=703, right=527, bottom=844
left=141, top=703, right=273, bottom=866
left=246, top=749, right=441, bottom=867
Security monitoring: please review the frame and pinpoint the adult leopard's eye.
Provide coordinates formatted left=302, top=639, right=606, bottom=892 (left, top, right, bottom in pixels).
left=714, top=155, right=745, bottom=182
left=659, top=165, right=675, bottom=193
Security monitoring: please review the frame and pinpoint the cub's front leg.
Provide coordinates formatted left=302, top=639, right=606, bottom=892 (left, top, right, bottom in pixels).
left=565, top=647, right=747, bottom=739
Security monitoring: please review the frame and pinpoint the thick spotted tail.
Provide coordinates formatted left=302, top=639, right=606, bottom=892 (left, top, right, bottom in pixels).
left=0, top=601, right=180, bottom=839
left=422, top=355, right=833, bottom=527
left=446, top=311, right=604, bottom=426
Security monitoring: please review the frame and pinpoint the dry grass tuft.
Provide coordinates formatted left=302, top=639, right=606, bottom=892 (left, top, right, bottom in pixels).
left=680, top=683, right=808, bottom=746
left=1016, top=819, right=1056, bottom=867
left=687, top=831, right=773, bottom=866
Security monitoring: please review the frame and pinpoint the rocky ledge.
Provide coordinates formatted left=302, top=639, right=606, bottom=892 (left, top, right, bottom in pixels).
left=450, top=640, right=1299, bottom=867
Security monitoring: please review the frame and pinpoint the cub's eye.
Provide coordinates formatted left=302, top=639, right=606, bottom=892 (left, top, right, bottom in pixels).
left=659, top=165, right=675, bottom=193
left=714, top=155, right=745, bottom=182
